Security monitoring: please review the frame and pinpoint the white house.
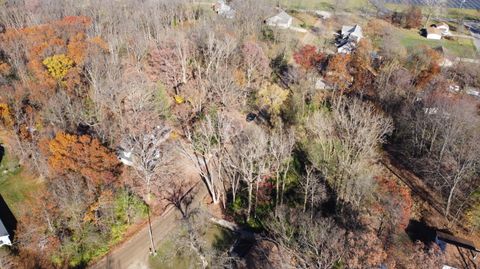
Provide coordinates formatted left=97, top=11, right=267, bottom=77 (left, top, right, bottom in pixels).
left=266, top=10, right=293, bottom=29
left=336, top=25, right=363, bottom=53
left=426, top=27, right=442, bottom=40
left=341, top=25, right=363, bottom=42
left=436, top=23, right=450, bottom=36
left=337, top=41, right=357, bottom=54
left=213, top=0, right=235, bottom=19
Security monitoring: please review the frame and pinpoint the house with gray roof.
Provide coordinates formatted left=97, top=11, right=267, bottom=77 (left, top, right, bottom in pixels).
left=213, top=0, right=235, bottom=19
left=265, top=10, right=293, bottom=29
left=336, top=25, right=363, bottom=54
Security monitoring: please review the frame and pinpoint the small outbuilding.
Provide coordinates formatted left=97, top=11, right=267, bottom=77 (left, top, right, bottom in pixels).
left=265, top=10, right=293, bottom=29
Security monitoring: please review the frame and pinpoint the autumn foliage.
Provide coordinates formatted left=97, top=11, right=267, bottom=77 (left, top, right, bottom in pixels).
left=325, top=54, right=352, bottom=90
left=413, top=47, right=442, bottom=88
left=376, top=175, right=413, bottom=231
left=0, top=16, right=107, bottom=103
left=293, top=45, right=324, bottom=71
left=48, top=132, right=121, bottom=187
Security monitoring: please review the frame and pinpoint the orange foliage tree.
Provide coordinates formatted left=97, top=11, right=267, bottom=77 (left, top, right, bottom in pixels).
left=411, top=47, right=442, bottom=89
left=374, top=175, right=413, bottom=242
left=48, top=132, right=121, bottom=187
left=0, top=16, right=108, bottom=103
left=325, top=54, right=352, bottom=91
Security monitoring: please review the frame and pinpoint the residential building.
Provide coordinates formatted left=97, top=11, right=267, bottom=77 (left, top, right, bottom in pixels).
left=265, top=10, right=293, bottom=29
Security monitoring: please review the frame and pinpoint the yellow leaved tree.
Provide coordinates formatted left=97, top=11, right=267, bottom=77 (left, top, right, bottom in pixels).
left=257, top=82, right=289, bottom=116
left=42, top=54, right=74, bottom=81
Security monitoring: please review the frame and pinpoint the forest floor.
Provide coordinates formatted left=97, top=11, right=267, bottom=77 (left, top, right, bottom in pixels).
left=381, top=152, right=480, bottom=268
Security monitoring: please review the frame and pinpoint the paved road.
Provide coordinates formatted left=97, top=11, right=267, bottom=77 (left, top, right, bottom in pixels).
left=89, top=182, right=206, bottom=269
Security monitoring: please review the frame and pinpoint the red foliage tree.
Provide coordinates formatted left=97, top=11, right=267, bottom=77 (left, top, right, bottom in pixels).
left=293, top=45, right=324, bottom=71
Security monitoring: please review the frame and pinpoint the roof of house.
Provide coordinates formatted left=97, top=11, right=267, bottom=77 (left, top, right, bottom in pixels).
left=266, top=10, right=292, bottom=25
left=341, top=25, right=362, bottom=38
left=214, top=0, right=235, bottom=18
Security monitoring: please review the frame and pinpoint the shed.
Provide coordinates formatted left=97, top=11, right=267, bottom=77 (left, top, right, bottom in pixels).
left=265, top=10, right=293, bottom=29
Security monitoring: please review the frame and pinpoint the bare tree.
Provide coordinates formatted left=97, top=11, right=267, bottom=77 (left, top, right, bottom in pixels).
left=299, top=166, right=325, bottom=219
left=267, top=207, right=346, bottom=269
left=227, top=124, right=270, bottom=221
left=306, top=97, right=393, bottom=206
left=180, top=112, right=238, bottom=207
left=269, top=127, right=295, bottom=212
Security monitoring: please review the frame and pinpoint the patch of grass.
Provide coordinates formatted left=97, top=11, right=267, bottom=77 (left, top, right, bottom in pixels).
left=398, top=28, right=477, bottom=58
left=385, top=3, right=480, bottom=20
left=0, top=146, right=41, bottom=216
left=276, top=0, right=368, bottom=11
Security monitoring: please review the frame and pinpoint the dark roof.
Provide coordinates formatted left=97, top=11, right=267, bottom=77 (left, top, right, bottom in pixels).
left=0, top=194, right=16, bottom=239
left=436, top=231, right=479, bottom=251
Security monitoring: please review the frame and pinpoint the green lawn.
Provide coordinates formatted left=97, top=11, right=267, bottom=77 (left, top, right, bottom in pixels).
left=385, top=3, right=480, bottom=20
left=0, top=145, right=41, bottom=216
left=397, top=28, right=478, bottom=58
left=277, top=0, right=371, bottom=11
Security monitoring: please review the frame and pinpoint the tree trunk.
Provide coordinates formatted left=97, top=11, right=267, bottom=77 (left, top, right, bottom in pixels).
left=445, top=180, right=458, bottom=218
left=247, top=183, right=253, bottom=221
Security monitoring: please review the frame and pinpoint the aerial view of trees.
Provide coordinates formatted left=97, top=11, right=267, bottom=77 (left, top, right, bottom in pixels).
left=0, top=0, right=479, bottom=268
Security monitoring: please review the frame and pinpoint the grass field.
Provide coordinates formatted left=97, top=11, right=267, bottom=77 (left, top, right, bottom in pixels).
left=397, top=28, right=478, bottom=58
left=385, top=3, right=480, bottom=20
left=0, top=144, right=42, bottom=216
